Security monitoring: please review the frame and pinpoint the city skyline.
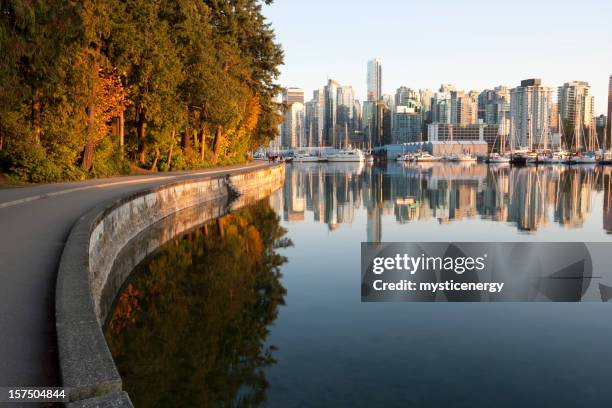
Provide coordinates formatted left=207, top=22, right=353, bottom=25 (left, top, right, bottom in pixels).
left=263, top=0, right=611, bottom=114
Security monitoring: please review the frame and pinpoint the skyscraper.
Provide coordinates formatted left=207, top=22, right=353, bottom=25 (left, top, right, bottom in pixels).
left=282, top=87, right=305, bottom=105
left=337, top=85, right=355, bottom=134
left=558, top=81, right=594, bottom=150
left=607, top=75, right=612, bottom=145
left=324, top=79, right=340, bottom=147
left=281, top=102, right=305, bottom=148
left=510, top=79, right=552, bottom=149
left=366, top=58, right=382, bottom=102
left=432, top=91, right=452, bottom=124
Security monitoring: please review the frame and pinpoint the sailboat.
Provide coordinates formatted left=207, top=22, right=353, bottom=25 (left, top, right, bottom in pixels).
left=487, top=120, right=510, bottom=163
left=327, top=124, right=365, bottom=162
left=293, top=124, right=319, bottom=162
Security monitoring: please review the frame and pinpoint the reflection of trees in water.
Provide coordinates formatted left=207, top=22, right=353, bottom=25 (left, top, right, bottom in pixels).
left=105, top=200, right=291, bottom=407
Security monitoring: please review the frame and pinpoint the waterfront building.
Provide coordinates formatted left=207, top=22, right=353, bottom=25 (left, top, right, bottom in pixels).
left=608, top=75, right=612, bottom=144
left=451, top=91, right=478, bottom=125
left=353, top=100, right=362, bottom=132
left=550, top=102, right=558, bottom=131
left=304, top=88, right=325, bottom=147
left=557, top=81, right=594, bottom=150
left=337, top=85, right=355, bottom=140
left=282, top=87, right=305, bottom=105
left=395, top=87, right=418, bottom=107
left=367, top=58, right=382, bottom=102
left=363, top=101, right=391, bottom=147
left=479, top=86, right=510, bottom=125
left=431, top=91, right=452, bottom=124
left=282, top=102, right=305, bottom=148
left=509, top=79, right=553, bottom=149
left=596, top=114, right=607, bottom=148
left=427, top=122, right=498, bottom=148
left=419, top=88, right=434, bottom=127
left=324, top=79, right=340, bottom=146
left=362, top=101, right=376, bottom=146
left=392, top=106, right=421, bottom=143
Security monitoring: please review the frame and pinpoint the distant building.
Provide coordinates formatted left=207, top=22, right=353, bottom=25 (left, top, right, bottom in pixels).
left=432, top=91, right=452, bottom=124
left=395, top=87, right=418, bottom=107
left=282, top=102, right=305, bottom=148
left=304, top=88, right=324, bottom=147
left=550, top=102, right=558, bottom=131
left=324, top=79, right=339, bottom=146
left=367, top=58, right=382, bottom=102
left=282, top=87, right=305, bottom=105
left=337, top=85, right=355, bottom=138
left=608, top=75, right=612, bottom=144
left=510, top=79, right=553, bottom=149
left=597, top=114, right=607, bottom=149
left=363, top=101, right=390, bottom=147
left=428, top=123, right=500, bottom=152
left=450, top=91, right=478, bottom=125
left=479, top=86, right=510, bottom=125
left=393, top=106, right=421, bottom=143
left=558, top=81, right=594, bottom=150
left=353, top=100, right=362, bottom=131
left=419, top=88, right=434, bottom=124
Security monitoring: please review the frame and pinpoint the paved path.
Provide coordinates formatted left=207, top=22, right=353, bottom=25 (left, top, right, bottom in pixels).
left=0, top=162, right=274, bottom=387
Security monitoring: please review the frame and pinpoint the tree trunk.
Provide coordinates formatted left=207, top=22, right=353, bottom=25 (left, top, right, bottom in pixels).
left=212, top=126, right=222, bottom=160
left=31, top=99, right=42, bottom=145
left=81, top=101, right=96, bottom=171
left=137, top=112, right=146, bottom=164
left=167, top=129, right=175, bottom=170
left=0, top=131, right=4, bottom=151
left=119, top=110, right=125, bottom=155
left=183, top=127, right=191, bottom=159
left=150, top=147, right=160, bottom=171
left=199, top=125, right=207, bottom=161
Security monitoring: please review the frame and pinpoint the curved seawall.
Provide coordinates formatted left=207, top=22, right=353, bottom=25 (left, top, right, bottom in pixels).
left=55, top=164, right=285, bottom=407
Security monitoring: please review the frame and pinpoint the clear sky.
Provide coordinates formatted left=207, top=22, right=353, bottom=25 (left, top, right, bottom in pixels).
left=262, top=0, right=611, bottom=114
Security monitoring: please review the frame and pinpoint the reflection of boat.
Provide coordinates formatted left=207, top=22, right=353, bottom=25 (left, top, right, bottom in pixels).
left=327, top=148, right=365, bottom=162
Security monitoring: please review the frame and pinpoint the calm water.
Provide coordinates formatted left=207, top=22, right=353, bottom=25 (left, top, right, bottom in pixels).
left=106, top=162, right=612, bottom=407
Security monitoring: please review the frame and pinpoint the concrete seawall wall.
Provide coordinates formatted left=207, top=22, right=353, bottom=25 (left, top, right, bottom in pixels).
left=55, top=164, right=285, bottom=407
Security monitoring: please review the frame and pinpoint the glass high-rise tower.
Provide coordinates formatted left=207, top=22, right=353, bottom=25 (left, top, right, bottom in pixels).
left=366, top=58, right=382, bottom=102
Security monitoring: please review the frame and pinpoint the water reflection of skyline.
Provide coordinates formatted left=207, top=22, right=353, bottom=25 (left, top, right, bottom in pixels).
left=272, top=162, right=612, bottom=237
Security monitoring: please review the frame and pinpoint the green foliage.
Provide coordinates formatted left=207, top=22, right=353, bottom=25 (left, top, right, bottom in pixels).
left=0, top=142, right=63, bottom=183
left=0, top=0, right=283, bottom=183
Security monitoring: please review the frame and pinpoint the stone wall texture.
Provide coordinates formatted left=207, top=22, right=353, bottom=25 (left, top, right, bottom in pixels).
left=55, top=164, right=285, bottom=406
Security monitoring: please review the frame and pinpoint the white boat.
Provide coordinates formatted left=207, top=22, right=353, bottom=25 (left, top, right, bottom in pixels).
left=413, top=152, right=442, bottom=162
left=327, top=148, right=365, bottom=162
left=449, top=153, right=477, bottom=162
left=571, top=154, right=597, bottom=164
left=293, top=152, right=320, bottom=162
left=486, top=153, right=510, bottom=163
left=396, top=153, right=413, bottom=162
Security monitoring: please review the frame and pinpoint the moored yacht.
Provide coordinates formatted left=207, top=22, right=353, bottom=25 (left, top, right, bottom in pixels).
left=327, top=148, right=366, bottom=162
left=293, top=152, right=320, bottom=162
left=413, top=152, right=442, bottom=162
left=448, top=153, right=477, bottom=162
left=485, top=153, right=510, bottom=163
